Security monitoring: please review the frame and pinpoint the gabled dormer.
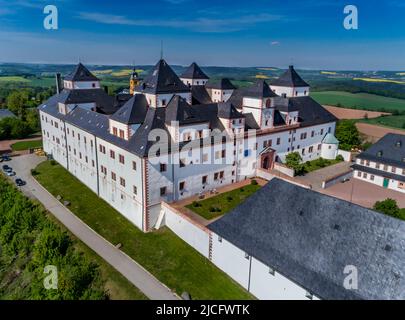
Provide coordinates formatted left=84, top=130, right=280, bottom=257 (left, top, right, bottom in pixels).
left=272, top=97, right=300, bottom=126
left=109, top=94, right=148, bottom=140
left=218, top=102, right=245, bottom=136
left=165, top=95, right=209, bottom=142
left=270, top=65, right=310, bottom=98
left=63, top=63, right=101, bottom=90
left=241, top=80, right=277, bottom=129
left=134, top=59, right=191, bottom=108
left=205, top=78, right=236, bottom=103
left=180, top=62, right=210, bottom=87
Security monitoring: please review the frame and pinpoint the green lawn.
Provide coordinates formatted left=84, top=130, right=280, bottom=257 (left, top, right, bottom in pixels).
left=34, top=161, right=253, bottom=300
left=0, top=76, right=30, bottom=83
left=11, top=140, right=43, bottom=151
left=358, top=115, right=405, bottom=130
left=186, top=183, right=261, bottom=220
left=311, top=91, right=405, bottom=112
left=303, top=158, right=343, bottom=174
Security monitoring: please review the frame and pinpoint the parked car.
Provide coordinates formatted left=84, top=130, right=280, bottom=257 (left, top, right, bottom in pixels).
left=2, top=165, right=12, bottom=172
left=6, top=171, right=16, bottom=177
left=1, top=155, right=11, bottom=161
left=15, top=178, right=26, bottom=187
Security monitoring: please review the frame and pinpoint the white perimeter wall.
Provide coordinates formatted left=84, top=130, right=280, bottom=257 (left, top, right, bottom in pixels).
left=161, top=203, right=210, bottom=257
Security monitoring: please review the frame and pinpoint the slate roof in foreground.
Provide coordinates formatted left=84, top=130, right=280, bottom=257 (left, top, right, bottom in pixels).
left=208, top=178, right=405, bottom=300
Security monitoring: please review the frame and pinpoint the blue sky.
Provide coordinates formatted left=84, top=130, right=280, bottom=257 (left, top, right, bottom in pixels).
left=0, top=0, right=404, bottom=70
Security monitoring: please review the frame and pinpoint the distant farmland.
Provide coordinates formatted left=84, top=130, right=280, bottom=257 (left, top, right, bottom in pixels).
left=311, top=91, right=405, bottom=112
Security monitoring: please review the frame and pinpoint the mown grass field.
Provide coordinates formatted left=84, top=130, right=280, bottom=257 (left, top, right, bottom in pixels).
left=11, top=140, right=43, bottom=151
left=311, top=91, right=405, bottom=112
left=359, top=115, right=405, bottom=130
left=187, top=183, right=261, bottom=220
left=34, top=161, right=253, bottom=300
left=0, top=76, right=30, bottom=83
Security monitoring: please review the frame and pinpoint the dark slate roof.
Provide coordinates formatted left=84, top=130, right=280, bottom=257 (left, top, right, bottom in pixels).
left=243, top=80, right=278, bottom=99
left=165, top=95, right=205, bottom=125
left=357, top=133, right=405, bottom=169
left=110, top=94, right=148, bottom=125
left=137, top=59, right=190, bottom=94
left=208, top=178, right=405, bottom=300
left=217, top=102, right=244, bottom=119
left=180, top=62, right=209, bottom=80
left=228, top=88, right=246, bottom=108
left=191, top=86, right=213, bottom=105
left=0, top=109, right=16, bottom=120
left=64, top=63, right=99, bottom=82
left=57, top=88, right=116, bottom=115
left=271, top=65, right=309, bottom=87
left=289, top=96, right=337, bottom=127
left=273, top=97, right=300, bottom=112
left=205, top=78, right=236, bottom=90
left=39, top=88, right=116, bottom=115
left=352, top=164, right=405, bottom=182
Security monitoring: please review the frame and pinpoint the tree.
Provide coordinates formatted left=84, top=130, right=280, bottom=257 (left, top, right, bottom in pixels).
left=373, top=198, right=403, bottom=220
left=7, top=91, right=29, bottom=117
left=285, top=152, right=306, bottom=175
left=335, top=120, right=361, bottom=151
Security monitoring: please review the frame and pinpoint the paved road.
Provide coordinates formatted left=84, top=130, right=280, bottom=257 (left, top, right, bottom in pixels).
left=4, top=154, right=179, bottom=300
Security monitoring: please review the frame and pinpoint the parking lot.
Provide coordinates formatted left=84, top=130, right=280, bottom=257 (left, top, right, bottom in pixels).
left=321, top=178, right=405, bottom=209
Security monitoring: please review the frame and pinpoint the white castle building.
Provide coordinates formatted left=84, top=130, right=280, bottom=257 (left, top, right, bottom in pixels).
left=39, top=60, right=338, bottom=232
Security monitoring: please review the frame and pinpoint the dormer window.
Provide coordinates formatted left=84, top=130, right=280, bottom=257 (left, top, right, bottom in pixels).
left=377, top=151, right=383, bottom=157
left=396, top=141, right=402, bottom=148
left=162, top=99, right=167, bottom=106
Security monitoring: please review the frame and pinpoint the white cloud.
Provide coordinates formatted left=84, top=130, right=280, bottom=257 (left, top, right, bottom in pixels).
left=77, top=12, right=283, bottom=33
left=271, top=41, right=280, bottom=46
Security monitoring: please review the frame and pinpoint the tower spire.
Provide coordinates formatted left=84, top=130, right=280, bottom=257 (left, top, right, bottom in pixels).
left=160, top=40, right=164, bottom=60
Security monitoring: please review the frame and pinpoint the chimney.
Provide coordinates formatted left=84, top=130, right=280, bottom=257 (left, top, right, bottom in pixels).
left=55, top=73, right=62, bottom=94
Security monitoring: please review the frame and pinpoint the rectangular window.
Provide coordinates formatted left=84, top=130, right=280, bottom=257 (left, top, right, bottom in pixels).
left=221, top=150, right=226, bottom=158
left=219, top=171, right=224, bottom=179
left=357, top=171, right=361, bottom=177
left=160, top=163, right=167, bottom=172
left=277, top=138, right=281, bottom=145
left=376, top=163, right=380, bottom=169
left=133, top=186, right=138, bottom=195
left=214, top=172, right=219, bottom=181
left=120, top=177, right=126, bottom=187
left=370, top=175, right=375, bottom=181
left=92, top=160, right=95, bottom=167
left=160, top=187, right=166, bottom=196
left=202, top=176, right=208, bottom=184
left=78, top=133, right=81, bottom=141
left=111, top=172, right=116, bottom=181
left=179, top=182, right=185, bottom=191
left=132, top=161, right=137, bottom=171
left=113, top=127, right=118, bottom=136
left=180, top=159, right=186, bottom=168
left=119, top=154, right=125, bottom=164
left=311, top=131, right=315, bottom=137
left=110, top=150, right=115, bottom=159
left=119, top=130, right=125, bottom=139
left=391, top=166, right=396, bottom=173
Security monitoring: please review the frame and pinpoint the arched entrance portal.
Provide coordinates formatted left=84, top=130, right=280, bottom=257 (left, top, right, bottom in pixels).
left=260, top=148, right=276, bottom=171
